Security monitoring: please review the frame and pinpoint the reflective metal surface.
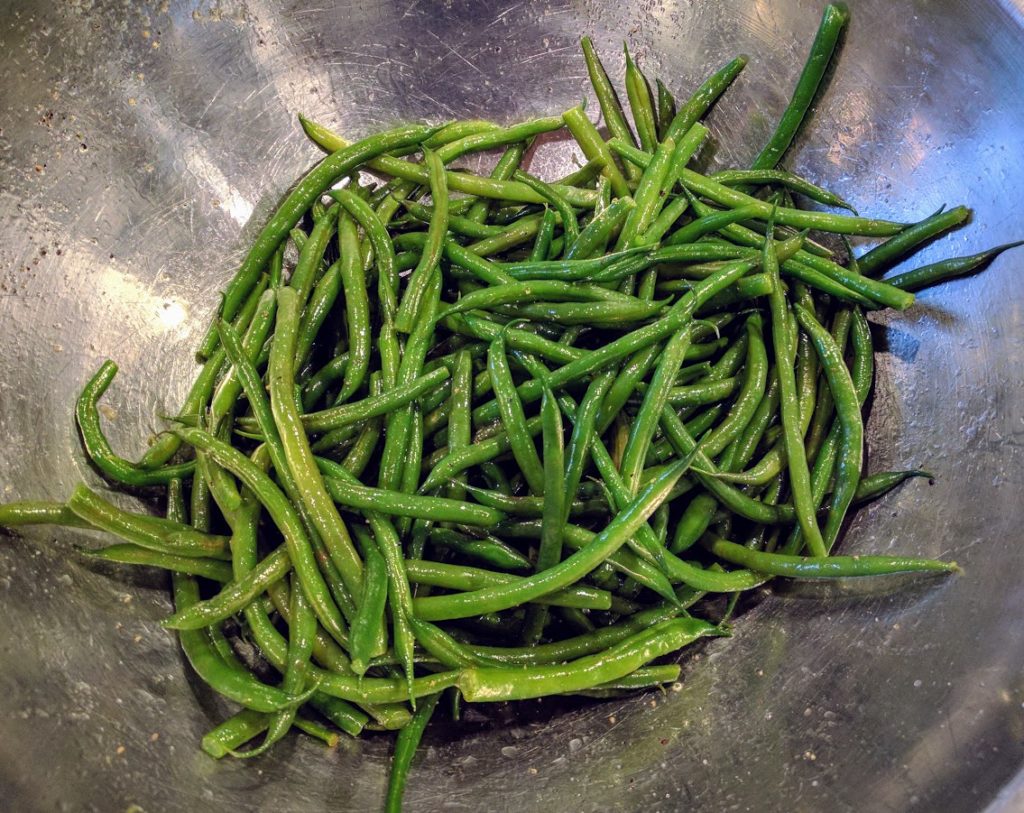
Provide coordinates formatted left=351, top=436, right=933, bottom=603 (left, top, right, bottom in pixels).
left=2, top=1, right=1023, bottom=810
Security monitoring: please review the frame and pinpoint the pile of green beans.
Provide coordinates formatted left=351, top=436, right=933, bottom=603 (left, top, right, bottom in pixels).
left=5, top=7, right=1016, bottom=810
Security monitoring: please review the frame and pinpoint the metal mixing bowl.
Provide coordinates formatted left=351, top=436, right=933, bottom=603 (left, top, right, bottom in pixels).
left=2, top=1, right=1023, bottom=810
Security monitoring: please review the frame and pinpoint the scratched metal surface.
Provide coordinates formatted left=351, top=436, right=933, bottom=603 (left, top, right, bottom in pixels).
left=1, top=0, right=1023, bottom=810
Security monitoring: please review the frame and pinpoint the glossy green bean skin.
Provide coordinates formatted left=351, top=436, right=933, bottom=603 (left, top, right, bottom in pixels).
left=680, top=168, right=905, bottom=237
left=888, top=240, right=1023, bottom=292
left=665, top=55, right=748, bottom=143
left=319, top=471, right=503, bottom=527
left=83, top=544, right=234, bottom=582
left=349, top=531, right=390, bottom=675
left=705, top=536, right=956, bottom=578
left=711, top=169, right=855, bottom=211
left=563, top=105, right=632, bottom=198
left=750, top=4, right=849, bottom=171
left=202, top=121, right=443, bottom=358
left=459, top=618, right=721, bottom=701
left=580, top=36, right=641, bottom=183
left=764, top=221, right=826, bottom=557
left=794, top=304, right=864, bottom=551
left=170, top=573, right=308, bottom=713
left=76, top=362, right=195, bottom=486
left=512, top=170, right=580, bottom=256
left=414, top=456, right=692, bottom=620
left=857, top=205, right=971, bottom=276
left=173, top=425, right=350, bottom=647
left=395, top=149, right=448, bottom=334
left=385, top=692, right=441, bottom=813
left=624, top=44, right=658, bottom=153
left=487, top=335, right=545, bottom=494
left=270, top=287, right=365, bottom=601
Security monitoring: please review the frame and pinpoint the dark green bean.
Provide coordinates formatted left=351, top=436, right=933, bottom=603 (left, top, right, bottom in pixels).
left=384, top=692, right=440, bottom=813
left=857, top=205, right=971, bottom=277
left=887, top=240, right=1023, bottom=292
left=750, top=4, right=849, bottom=171
left=664, top=55, right=748, bottom=143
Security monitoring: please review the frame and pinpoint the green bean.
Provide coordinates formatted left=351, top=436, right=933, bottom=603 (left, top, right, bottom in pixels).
left=639, top=193, right=690, bottom=246
left=665, top=55, right=748, bottom=143
left=623, top=44, right=658, bottom=153
left=852, top=470, right=932, bottom=504
left=512, top=170, right=580, bottom=256
left=76, top=362, right=195, bottom=486
left=500, top=246, right=651, bottom=282
left=562, top=105, right=632, bottom=198
left=667, top=204, right=763, bottom=246
left=459, top=617, right=721, bottom=701
left=349, top=529, right=390, bottom=675
left=700, top=315, right=769, bottom=458
left=711, top=169, right=855, bottom=211
left=705, top=535, right=957, bottom=578
left=162, top=547, right=291, bottom=630
left=616, top=137, right=676, bottom=250
left=487, top=334, right=545, bottom=494
left=413, top=456, right=692, bottom=621
left=687, top=197, right=913, bottom=309
left=470, top=234, right=803, bottom=431
left=254, top=367, right=451, bottom=436
left=764, top=218, right=826, bottom=557
left=300, top=115, right=595, bottom=207
left=887, top=240, right=1023, bottom=292
left=655, top=78, right=677, bottom=141
left=537, top=387, right=567, bottom=570
left=384, top=692, right=440, bottom=813
left=82, top=544, right=234, bottom=582
left=466, top=143, right=529, bottom=224
left=270, top=287, right=365, bottom=599
left=66, top=485, right=229, bottom=559
left=289, top=202, right=340, bottom=309
left=407, top=561, right=611, bottom=612
left=173, top=425, right=350, bottom=647
left=438, top=123, right=551, bottom=166
left=458, top=484, right=606, bottom=520
left=569, top=193, right=630, bottom=257
left=328, top=220, right=369, bottom=400
left=530, top=207, right=557, bottom=261
left=857, top=205, right=971, bottom=277
left=750, top=4, right=849, bottom=171
left=563, top=370, right=616, bottom=521
left=794, top=304, right=864, bottom=551
left=198, top=120, right=442, bottom=360
left=209, top=289, right=278, bottom=428
left=427, top=528, right=532, bottom=572
left=0, top=501, right=93, bottom=529
left=440, top=279, right=648, bottom=319
left=579, top=36, right=641, bottom=183
left=202, top=709, right=342, bottom=759
left=381, top=266, right=442, bottom=492
left=619, top=326, right=692, bottom=492
left=340, top=382, right=384, bottom=479
left=680, top=167, right=904, bottom=237
left=170, top=573, right=310, bottom=713
left=395, top=150, right=449, bottom=334
left=301, top=353, right=349, bottom=411
left=318, top=471, right=503, bottom=527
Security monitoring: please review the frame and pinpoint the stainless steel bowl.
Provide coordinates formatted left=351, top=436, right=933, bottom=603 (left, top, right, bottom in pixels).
left=2, top=1, right=1023, bottom=810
